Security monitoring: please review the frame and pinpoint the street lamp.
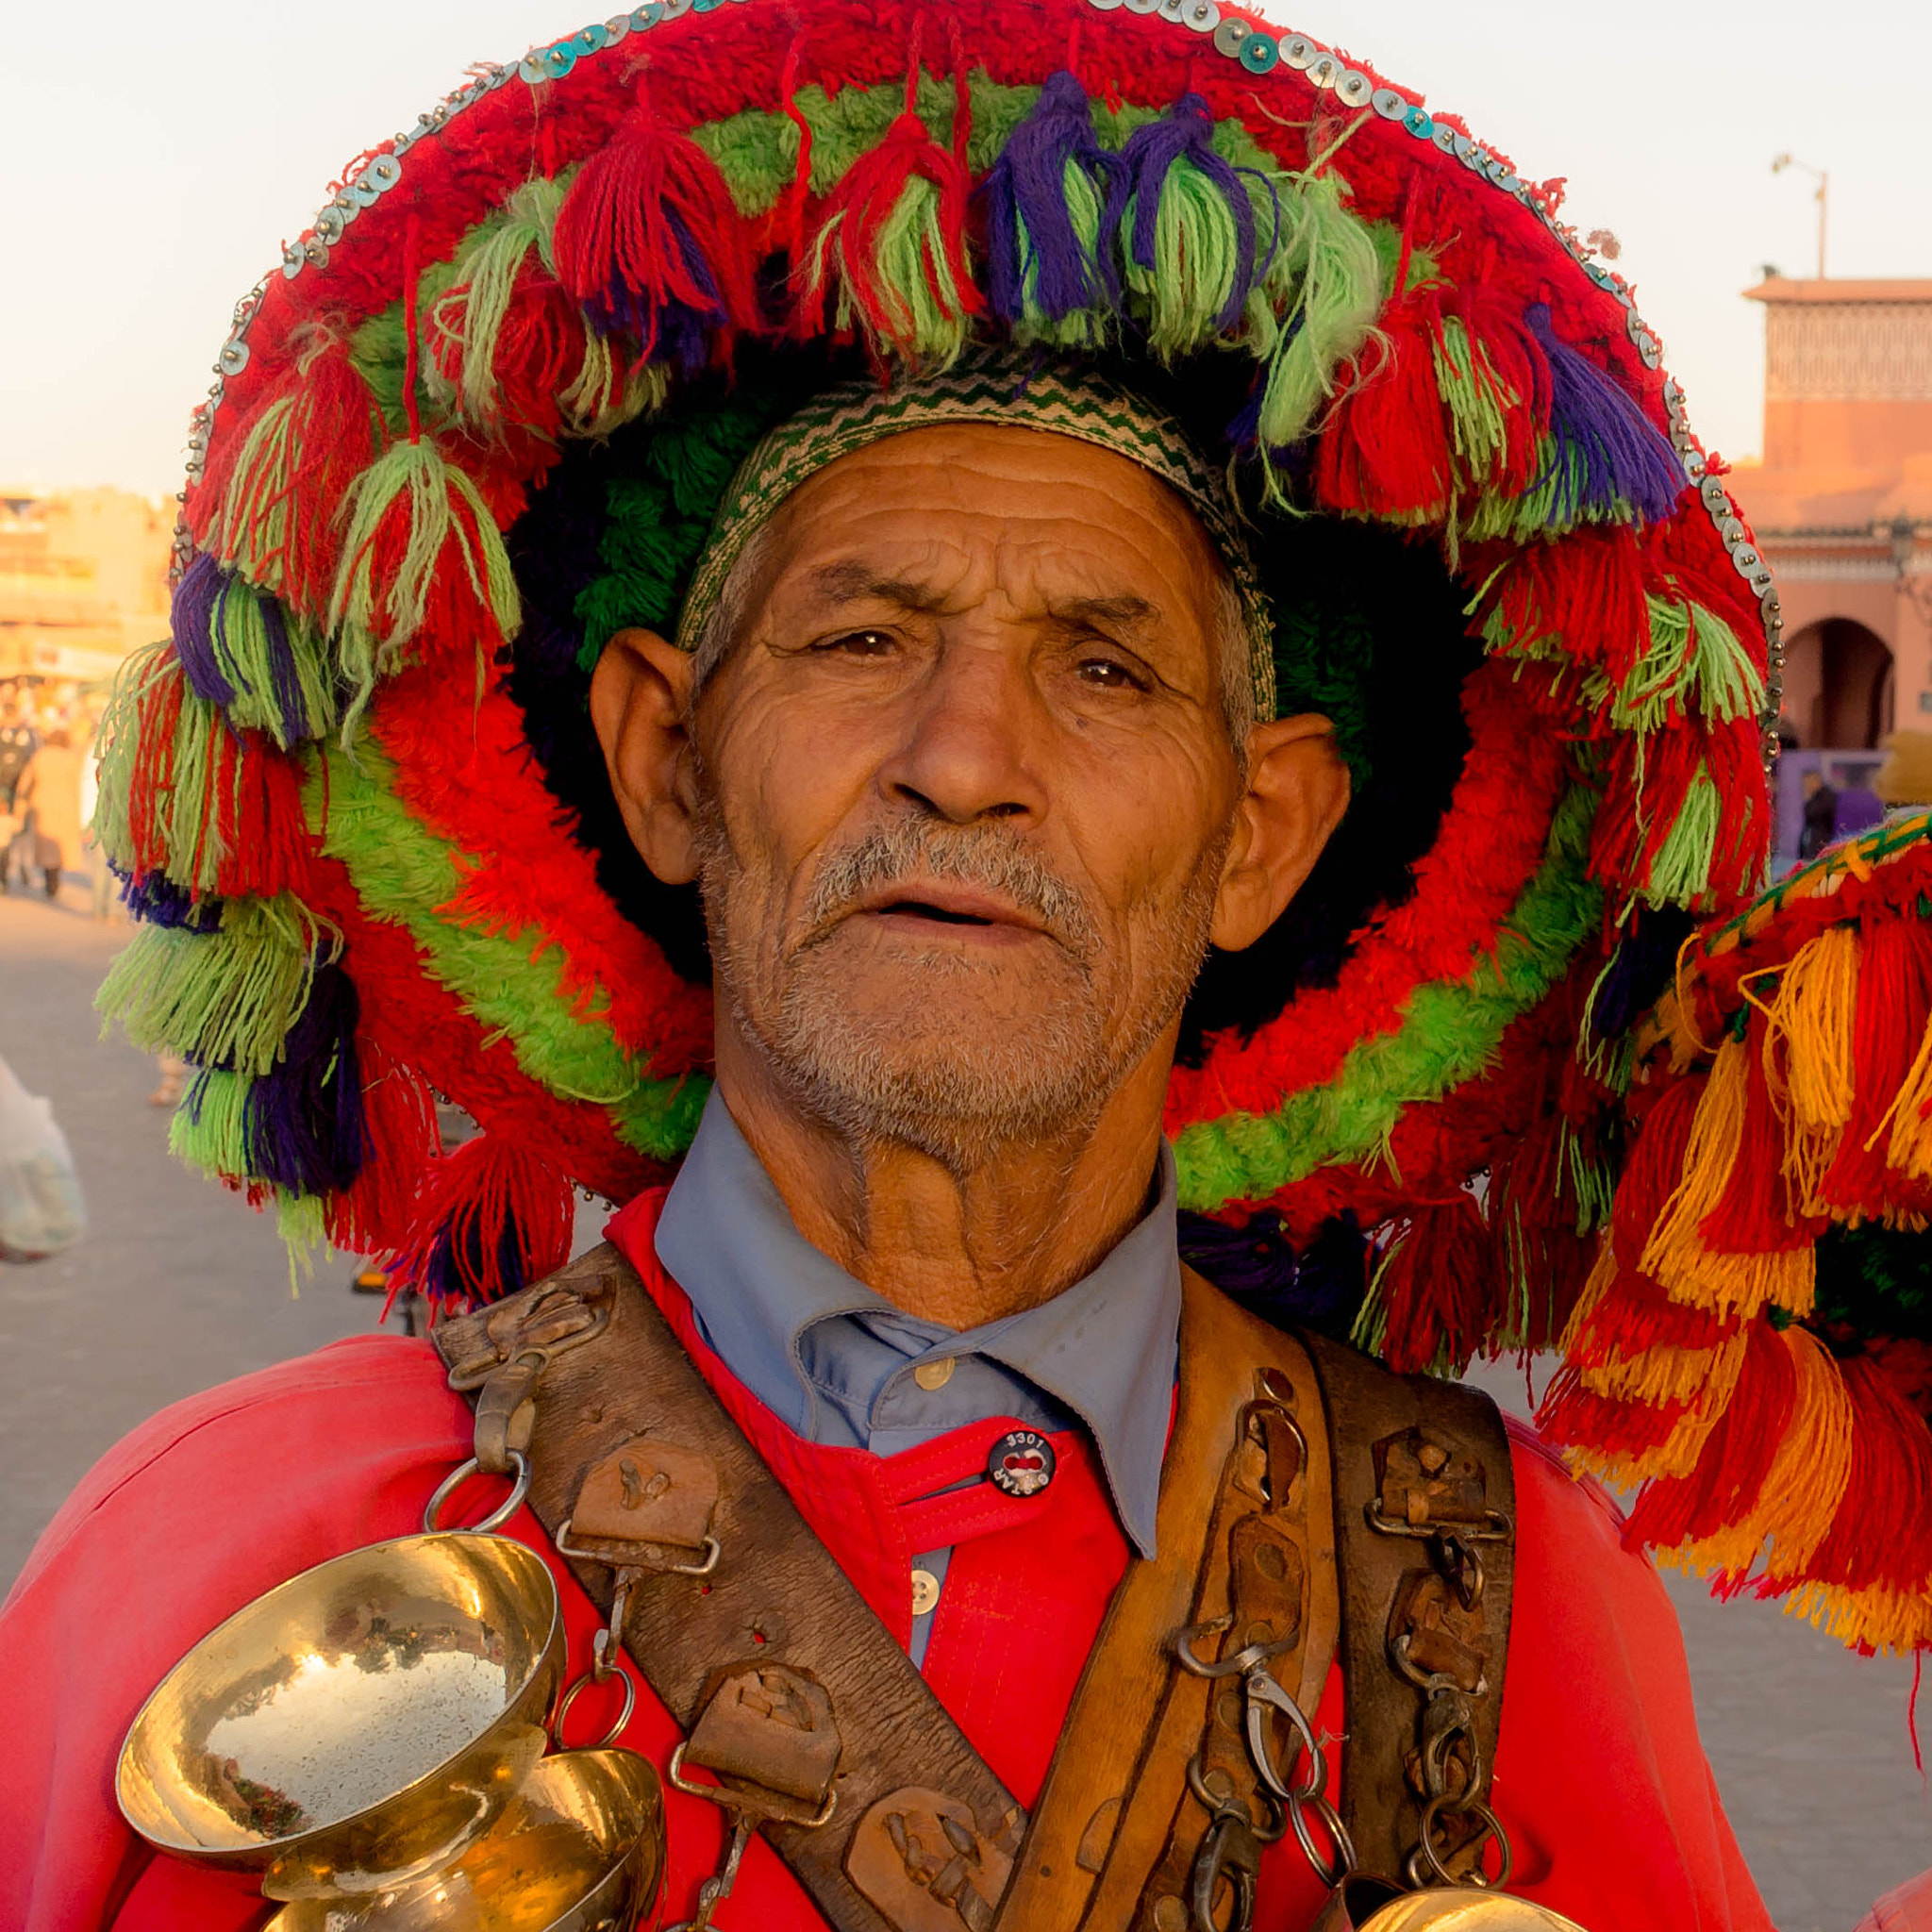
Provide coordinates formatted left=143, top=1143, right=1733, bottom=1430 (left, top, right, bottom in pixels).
left=1889, top=515, right=1932, bottom=626
left=1771, top=154, right=1827, bottom=279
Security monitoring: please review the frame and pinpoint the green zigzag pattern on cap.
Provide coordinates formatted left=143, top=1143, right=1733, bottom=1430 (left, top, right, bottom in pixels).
left=303, top=741, right=708, bottom=1160
left=1173, top=782, right=1603, bottom=1212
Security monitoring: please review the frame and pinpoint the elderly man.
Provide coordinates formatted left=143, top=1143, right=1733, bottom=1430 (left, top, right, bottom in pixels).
left=9, top=1, right=1932, bottom=1927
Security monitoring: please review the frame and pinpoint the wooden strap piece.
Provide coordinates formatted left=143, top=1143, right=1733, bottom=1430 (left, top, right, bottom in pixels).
left=434, top=1246, right=1021, bottom=1932
left=1300, top=1331, right=1517, bottom=1889
left=991, top=1268, right=1340, bottom=1932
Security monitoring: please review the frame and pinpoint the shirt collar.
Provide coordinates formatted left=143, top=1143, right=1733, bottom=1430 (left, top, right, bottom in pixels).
left=653, top=1090, right=1178, bottom=1557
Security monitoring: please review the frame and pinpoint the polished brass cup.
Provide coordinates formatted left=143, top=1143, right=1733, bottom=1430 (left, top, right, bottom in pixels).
left=261, top=1749, right=666, bottom=1932
left=117, top=1532, right=565, bottom=1901
left=1313, top=1879, right=1589, bottom=1932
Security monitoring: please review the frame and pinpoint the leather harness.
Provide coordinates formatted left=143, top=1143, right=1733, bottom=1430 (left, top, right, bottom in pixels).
left=433, top=1244, right=1516, bottom=1930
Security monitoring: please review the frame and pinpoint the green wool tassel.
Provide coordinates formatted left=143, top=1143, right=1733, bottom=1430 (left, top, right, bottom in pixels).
left=1641, top=767, right=1724, bottom=907
left=1251, top=173, right=1386, bottom=451
left=97, top=895, right=333, bottom=1078
left=91, top=643, right=234, bottom=895
left=168, top=1066, right=252, bottom=1180
left=431, top=177, right=570, bottom=427
left=1434, top=318, right=1518, bottom=489
left=1610, top=599, right=1763, bottom=733
left=328, top=439, right=522, bottom=730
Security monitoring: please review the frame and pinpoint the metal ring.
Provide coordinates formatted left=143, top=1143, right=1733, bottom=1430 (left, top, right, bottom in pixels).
left=1411, top=1794, right=1512, bottom=1890
left=1289, top=1790, right=1356, bottom=1890
left=1185, top=1753, right=1287, bottom=1844
left=554, top=1659, right=639, bottom=1751
left=422, top=1451, right=531, bottom=1534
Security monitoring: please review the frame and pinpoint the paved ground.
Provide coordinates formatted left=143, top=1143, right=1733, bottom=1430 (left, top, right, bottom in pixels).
left=1, top=882, right=1925, bottom=1924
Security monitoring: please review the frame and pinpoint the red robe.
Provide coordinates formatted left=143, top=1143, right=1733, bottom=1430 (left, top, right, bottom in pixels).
left=0, top=1191, right=1772, bottom=1930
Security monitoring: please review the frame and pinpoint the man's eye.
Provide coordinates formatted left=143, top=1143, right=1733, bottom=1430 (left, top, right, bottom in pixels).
left=815, top=628, right=897, bottom=657
left=1075, top=657, right=1146, bottom=691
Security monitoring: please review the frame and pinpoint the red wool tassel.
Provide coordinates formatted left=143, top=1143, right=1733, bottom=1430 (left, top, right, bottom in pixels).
left=1312, top=291, right=1455, bottom=519
left=1623, top=1317, right=1797, bottom=1554
left=1608, top=1075, right=1706, bottom=1269
left=433, top=263, right=615, bottom=443
left=1799, top=1356, right=1932, bottom=1596
left=1446, top=285, right=1551, bottom=498
left=190, top=333, right=382, bottom=621
left=1480, top=525, right=1652, bottom=693
left=551, top=81, right=761, bottom=367
left=212, top=741, right=314, bottom=901
left=792, top=23, right=982, bottom=356
left=324, top=1041, right=441, bottom=1259
left=1375, top=1193, right=1494, bottom=1374
left=1698, top=1024, right=1819, bottom=1255
left=384, top=1131, right=577, bottom=1310
left=1537, top=1362, right=1690, bottom=1462
left=1815, top=916, right=1932, bottom=1219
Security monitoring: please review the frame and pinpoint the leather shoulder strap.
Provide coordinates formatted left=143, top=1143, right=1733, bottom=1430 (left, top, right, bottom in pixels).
left=992, top=1267, right=1340, bottom=1932
left=434, top=1244, right=1022, bottom=1932
left=1299, top=1331, right=1517, bottom=1889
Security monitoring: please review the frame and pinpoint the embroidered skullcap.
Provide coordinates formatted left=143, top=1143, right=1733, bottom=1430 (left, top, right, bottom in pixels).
left=674, top=348, right=1277, bottom=718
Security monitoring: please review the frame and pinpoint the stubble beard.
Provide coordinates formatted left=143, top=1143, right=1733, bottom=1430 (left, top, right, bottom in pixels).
left=693, top=783, right=1224, bottom=1173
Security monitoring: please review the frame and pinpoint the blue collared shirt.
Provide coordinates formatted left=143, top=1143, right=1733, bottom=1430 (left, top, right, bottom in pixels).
left=654, top=1092, right=1179, bottom=1661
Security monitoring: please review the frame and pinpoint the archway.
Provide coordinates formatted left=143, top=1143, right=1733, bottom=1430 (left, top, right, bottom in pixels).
left=1780, top=617, right=1894, bottom=748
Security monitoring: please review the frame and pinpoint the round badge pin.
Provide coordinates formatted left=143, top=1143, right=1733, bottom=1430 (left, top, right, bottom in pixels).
left=987, top=1429, right=1056, bottom=1498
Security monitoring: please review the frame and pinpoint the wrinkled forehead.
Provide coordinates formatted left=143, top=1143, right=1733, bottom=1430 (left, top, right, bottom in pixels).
left=675, top=348, right=1276, bottom=716
left=746, top=422, right=1233, bottom=608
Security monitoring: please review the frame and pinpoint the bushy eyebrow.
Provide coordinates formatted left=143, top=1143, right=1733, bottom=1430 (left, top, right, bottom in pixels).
left=805, top=561, right=943, bottom=611
left=804, top=564, right=1162, bottom=640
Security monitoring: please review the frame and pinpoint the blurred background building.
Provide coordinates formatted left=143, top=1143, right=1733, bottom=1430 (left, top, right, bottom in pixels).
left=1730, top=276, right=1932, bottom=860
left=0, top=488, right=173, bottom=686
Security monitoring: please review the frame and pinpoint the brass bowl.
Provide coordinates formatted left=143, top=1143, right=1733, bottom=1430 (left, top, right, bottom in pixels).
left=1358, top=1894, right=1589, bottom=1932
left=117, top=1532, right=564, bottom=1901
left=261, top=1749, right=667, bottom=1932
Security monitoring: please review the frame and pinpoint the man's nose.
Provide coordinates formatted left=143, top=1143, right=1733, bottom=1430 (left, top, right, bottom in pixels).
left=876, top=641, right=1048, bottom=825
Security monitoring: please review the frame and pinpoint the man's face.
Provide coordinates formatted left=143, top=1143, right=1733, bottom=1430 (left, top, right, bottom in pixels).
left=684, top=425, right=1253, bottom=1165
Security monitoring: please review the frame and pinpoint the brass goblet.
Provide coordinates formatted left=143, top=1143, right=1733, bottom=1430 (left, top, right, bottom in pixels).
left=262, top=1748, right=667, bottom=1932
left=117, top=1532, right=565, bottom=1901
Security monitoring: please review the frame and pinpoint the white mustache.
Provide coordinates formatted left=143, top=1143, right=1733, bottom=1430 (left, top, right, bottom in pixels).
left=801, top=821, right=1098, bottom=955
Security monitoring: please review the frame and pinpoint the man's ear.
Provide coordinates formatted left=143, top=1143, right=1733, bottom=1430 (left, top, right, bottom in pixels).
left=1211, top=714, right=1352, bottom=952
left=588, top=627, right=702, bottom=886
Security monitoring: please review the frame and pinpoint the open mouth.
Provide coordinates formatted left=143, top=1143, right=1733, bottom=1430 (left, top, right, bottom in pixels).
left=882, top=899, right=996, bottom=926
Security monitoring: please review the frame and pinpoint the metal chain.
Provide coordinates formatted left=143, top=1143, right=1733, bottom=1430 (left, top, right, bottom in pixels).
left=1175, top=1624, right=1357, bottom=1902
left=1394, top=1527, right=1513, bottom=1891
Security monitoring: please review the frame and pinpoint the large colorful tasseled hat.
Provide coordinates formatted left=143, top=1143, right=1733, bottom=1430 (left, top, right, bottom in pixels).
left=101, top=7, right=1781, bottom=1369
left=1541, top=814, right=1932, bottom=1653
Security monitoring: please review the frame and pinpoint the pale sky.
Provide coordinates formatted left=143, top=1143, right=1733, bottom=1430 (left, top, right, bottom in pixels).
left=5, top=0, right=1927, bottom=501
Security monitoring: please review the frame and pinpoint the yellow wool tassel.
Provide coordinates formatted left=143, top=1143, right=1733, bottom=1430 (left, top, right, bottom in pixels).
left=1638, top=1038, right=1815, bottom=1319
left=1784, top=1578, right=1932, bottom=1656
left=1884, top=1010, right=1932, bottom=1182
left=1553, top=1240, right=1619, bottom=1361
left=1762, top=925, right=1860, bottom=1205
left=1745, top=1325, right=1857, bottom=1584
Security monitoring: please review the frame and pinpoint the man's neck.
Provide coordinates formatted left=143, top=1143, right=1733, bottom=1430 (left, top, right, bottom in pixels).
left=711, top=1027, right=1174, bottom=1331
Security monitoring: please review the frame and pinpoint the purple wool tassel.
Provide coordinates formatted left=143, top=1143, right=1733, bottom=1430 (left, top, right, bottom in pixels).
left=584, top=208, right=728, bottom=377
left=254, top=590, right=308, bottom=746
left=169, top=551, right=237, bottom=707
left=116, top=866, right=222, bottom=931
left=1526, top=303, right=1687, bottom=524
left=1177, top=1208, right=1367, bottom=1338
left=243, top=962, right=365, bottom=1194
left=1116, top=93, right=1277, bottom=334
left=979, top=71, right=1126, bottom=325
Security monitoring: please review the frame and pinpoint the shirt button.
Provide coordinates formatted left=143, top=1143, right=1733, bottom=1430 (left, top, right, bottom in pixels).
left=910, top=1568, right=941, bottom=1616
left=913, top=1357, right=956, bottom=1391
